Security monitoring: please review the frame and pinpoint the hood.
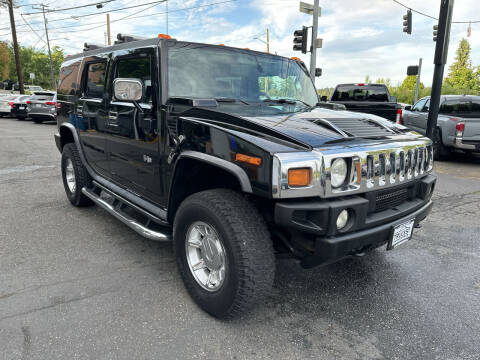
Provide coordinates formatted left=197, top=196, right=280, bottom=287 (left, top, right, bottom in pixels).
left=180, top=106, right=412, bottom=149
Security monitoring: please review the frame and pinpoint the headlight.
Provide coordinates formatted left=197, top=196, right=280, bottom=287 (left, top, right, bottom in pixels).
left=330, top=158, right=347, bottom=187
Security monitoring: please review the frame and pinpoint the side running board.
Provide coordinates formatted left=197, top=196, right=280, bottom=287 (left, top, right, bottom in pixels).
left=82, top=184, right=171, bottom=242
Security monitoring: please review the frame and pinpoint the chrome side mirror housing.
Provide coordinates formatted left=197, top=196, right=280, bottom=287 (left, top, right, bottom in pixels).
left=113, top=78, right=143, bottom=102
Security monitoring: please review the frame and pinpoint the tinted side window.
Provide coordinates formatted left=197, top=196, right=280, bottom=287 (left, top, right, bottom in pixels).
left=114, top=56, right=152, bottom=103
left=58, top=59, right=81, bottom=96
left=471, top=100, right=480, bottom=113
left=440, top=99, right=471, bottom=114
left=85, top=62, right=106, bottom=98
left=413, top=98, right=427, bottom=111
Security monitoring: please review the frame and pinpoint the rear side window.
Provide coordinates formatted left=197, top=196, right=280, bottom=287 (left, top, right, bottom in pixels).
left=440, top=99, right=471, bottom=114
left=85, top=62, right=107, bottom=98
left=469, top=100, right=480, bottom=113
left=331, top=85, right=389, bottom=102
left=113, top=56, right=152, bottom=104
left=58, top=59, right=81, bottom=95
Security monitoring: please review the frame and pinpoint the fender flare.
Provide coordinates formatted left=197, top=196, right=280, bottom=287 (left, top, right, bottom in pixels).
left=174, top=151, right=253, bottom=193
left=57, top=123, right=168, bottom=221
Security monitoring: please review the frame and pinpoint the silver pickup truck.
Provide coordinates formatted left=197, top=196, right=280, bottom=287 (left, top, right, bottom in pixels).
left=402, top=95, right=480, bottom=159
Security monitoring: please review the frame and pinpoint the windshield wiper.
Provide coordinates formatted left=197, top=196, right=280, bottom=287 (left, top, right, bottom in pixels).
left=263, top=98, right=313, bottom=109
left=215, top=97, right=250, bottom=105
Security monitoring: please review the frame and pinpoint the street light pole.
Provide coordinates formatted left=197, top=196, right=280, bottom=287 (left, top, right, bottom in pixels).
left=309, top=0, right=319, bottom=82
left=7, top=0, right=24, bottom=94
left=33, top=4, right=56, bottom=90
left=106, top=13, right=111, bottom=45
left=426, top=0, right=454, bottom=140
left=413, top=58, right=422, bottom=104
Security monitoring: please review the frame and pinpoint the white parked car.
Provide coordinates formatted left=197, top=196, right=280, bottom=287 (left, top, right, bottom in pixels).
left=0, top=95, right=18, bottom=117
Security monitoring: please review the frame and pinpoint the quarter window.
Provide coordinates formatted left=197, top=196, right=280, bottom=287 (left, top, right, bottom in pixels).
left=440, top=99, right=471, bottom=114
left=85, top=62, right=107, bottom=98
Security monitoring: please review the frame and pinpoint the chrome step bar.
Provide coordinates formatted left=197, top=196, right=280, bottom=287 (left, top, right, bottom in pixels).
left=81, top=186, right=171, bottom=242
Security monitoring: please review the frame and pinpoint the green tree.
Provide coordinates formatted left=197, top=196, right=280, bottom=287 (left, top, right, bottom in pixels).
left=444, top=38, right=480, bottom=92
left=0, top=41, right=9, bottom=79
left=7, top=44, right=64, bottom=89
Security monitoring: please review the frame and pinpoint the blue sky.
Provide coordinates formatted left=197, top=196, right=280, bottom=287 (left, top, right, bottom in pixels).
left=1, top=0, right=480, bottom=88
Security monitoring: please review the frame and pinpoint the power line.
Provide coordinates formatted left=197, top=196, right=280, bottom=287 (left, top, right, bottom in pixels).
left=20, top=13, right=46, bottom=45
left=21, top=0, right=167, bottom=18
left=1, top=0, right=238, bottom=35
left=1, top=0, right=237, bottom=31
left=391, top=0, right=480, bottom=23
left=22, top=0, right=116, bottom=15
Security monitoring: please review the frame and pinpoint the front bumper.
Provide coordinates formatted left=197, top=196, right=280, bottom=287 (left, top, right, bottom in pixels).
left=454, top=137, right=478, bottom=151
left=274, top=174, right=436, bottom=268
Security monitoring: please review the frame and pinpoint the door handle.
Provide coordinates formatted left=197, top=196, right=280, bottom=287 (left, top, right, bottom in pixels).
left=108, top=111, right=118, bottom=120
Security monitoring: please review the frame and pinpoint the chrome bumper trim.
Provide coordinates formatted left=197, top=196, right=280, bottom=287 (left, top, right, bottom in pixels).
left=454, top=137, right=476, bottom=150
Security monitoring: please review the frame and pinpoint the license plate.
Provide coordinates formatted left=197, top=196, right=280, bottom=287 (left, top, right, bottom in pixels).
left=19, top=105, right=25, bottom=109
left=388, top=219, right=415, bottom=250
left=35, top=104, right=42, bottom=108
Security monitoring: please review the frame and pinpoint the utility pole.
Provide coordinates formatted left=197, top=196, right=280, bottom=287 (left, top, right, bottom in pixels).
left=266, top=28, right=270, bottom=53
left=309, top=0, right=319, bottom=82
left=33, top=4, right=55, bottom=89
left=7, top=0, right=24, bottom=94
left=426, top=0, right=454, bottom=140
left=165, top=0, right=168, bottom=34
left=106, top=13, right=111, bottom=45
left=413, top=58, right=422, bottom=104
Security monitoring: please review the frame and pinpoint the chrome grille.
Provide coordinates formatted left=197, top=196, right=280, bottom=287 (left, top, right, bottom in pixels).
left=322, top=142, right=433, bottom=198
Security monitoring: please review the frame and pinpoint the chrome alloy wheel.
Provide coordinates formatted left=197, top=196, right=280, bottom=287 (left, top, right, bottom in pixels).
left=65, top=158, right=76, bottom=193
left=185, top=221, right=226, bottom=291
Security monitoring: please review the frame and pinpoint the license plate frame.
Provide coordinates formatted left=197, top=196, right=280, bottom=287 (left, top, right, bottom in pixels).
left=387, top=219, right=415, bottom=250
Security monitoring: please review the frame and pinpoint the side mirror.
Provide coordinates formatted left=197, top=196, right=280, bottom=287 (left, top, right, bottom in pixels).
left=113, top=78, right=143, bottom=102
left=315, top=68, right=322, bottom=77
left=320, top=95, right=328, bottom=102
left=404, top=105, right=412, bottom=111
left=390, top=96, right=397, bottom=103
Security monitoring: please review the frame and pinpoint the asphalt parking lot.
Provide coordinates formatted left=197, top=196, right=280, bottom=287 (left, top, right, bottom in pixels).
left=1, top=116, right=479, bottom=360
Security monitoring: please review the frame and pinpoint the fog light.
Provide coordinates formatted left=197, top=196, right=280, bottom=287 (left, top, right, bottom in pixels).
left=336, top=209, right=349, bottom=230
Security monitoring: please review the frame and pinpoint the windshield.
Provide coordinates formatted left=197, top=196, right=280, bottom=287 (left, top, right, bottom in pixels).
left=331, top=85, right=389, bottom=102
left=167, top=43, right=318, bottom=112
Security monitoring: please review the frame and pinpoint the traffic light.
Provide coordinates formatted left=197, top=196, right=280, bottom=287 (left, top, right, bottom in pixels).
left=403, top=9, right=412, bottom=34
left=433, top=25, right=438, bottom=41
left=293, top=26, right=307, bottom=54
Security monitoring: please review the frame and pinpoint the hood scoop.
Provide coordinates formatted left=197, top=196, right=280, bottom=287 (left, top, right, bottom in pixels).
left=309, top=117, right=395, bottom=138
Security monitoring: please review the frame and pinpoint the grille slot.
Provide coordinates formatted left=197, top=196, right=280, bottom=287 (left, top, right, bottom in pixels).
left=325, top=118, right=394, bottom=137
left=374, top=187, right=408, bottom=212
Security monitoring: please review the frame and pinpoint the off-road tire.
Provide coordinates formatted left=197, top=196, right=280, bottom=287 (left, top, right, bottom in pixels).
left=173, top=189, right=275, bottom=319
left=433, top=127, right=450, bottom=160
left=61, top=143, right=93, bottom=207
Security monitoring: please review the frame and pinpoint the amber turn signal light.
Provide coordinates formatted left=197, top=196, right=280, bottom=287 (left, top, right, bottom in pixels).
left=288, top=168, right=312, bottom=187
left=235, top=153, right=262, bottom=166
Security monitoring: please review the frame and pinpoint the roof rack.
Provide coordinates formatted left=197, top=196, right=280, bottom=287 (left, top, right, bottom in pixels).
left=114, top=33, right=147, bottom=44
left=83, top=43, right=104, bottom=52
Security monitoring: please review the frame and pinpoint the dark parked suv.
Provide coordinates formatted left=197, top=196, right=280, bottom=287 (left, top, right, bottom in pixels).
left=54, top=34, right=436, bottom=318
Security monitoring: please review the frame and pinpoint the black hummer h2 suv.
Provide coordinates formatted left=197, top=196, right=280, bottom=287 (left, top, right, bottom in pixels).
left=54, top=35, right=436, bottom=318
